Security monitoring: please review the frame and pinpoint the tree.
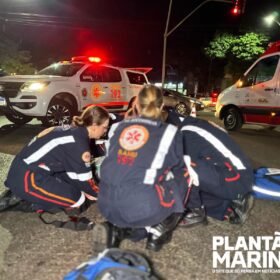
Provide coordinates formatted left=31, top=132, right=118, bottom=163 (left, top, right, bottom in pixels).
left=0, top=37, right=36, bottom=75
left=205, top=32, right=269, bottom=61
left=204, top=32, right=269, bottom=88
left=204, top=33, right=235, bottom=59
left=231, top=33, right=269, bottom=61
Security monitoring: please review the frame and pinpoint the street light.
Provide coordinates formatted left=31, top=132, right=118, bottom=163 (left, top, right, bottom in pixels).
left=264, top=13, right=280, bottom=27
left=161, top=0, right=233, bottom=88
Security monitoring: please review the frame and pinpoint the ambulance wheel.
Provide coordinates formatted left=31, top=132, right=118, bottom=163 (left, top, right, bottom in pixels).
left=5, top=112, right=33, bottom=125
left=42, top=100, right=75, bottom=127
left=224, top=108, right=243, bottom=131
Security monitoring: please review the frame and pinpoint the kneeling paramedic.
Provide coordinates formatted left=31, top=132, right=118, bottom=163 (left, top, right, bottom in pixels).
left=0, top=106, right=110, bottom=231
left=163, top=107, right=254, bottom=226
left=94, top=85, right=188, bottom=252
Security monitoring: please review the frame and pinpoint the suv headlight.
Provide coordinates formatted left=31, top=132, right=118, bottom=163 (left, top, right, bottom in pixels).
left=21, top=81, right=50, bottom=92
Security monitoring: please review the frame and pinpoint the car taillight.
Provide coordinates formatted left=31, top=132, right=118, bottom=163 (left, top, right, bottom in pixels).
left=211, top=92, right=218, bottom=98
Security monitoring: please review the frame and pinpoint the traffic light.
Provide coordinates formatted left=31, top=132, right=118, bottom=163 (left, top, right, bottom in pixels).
left=231, top=0, right=246, bottom=15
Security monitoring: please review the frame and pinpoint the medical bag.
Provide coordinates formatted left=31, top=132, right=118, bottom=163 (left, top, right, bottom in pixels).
left=253, top=168, right=280, bottom=200
left=64, top=248, right=159, bottom=280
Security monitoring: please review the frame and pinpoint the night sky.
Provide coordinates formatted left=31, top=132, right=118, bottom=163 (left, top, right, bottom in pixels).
left=0, top=0, right=280, bottom=81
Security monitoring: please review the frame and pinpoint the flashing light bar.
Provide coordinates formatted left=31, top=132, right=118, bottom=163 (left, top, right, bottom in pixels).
left=71, top=56, right=102, bottom=63
left=88, top=57, right=101, bottom=63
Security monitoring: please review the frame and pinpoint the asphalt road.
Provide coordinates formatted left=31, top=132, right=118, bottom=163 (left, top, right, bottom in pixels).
left=0, top=111, right=280, bottom=280
left=0, top=111, right=279, bottom=168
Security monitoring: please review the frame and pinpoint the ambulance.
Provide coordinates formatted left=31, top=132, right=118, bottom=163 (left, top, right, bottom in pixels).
left=215, top=41, right=280, bottom=131
left=0, top=56, right=150, bottom=126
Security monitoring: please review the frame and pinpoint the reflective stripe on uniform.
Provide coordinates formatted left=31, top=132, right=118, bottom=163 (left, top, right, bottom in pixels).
left=144, top=124, right=178, bottom=185
left=106, top=122, right=120, bottom=156
left=70, top=192, right=86, bottom=207
left=23, top=136, right=75, bottom=165
left=38, top=164, right=50, bottom=171
left=183, top=155, right=199, bottom=187
left=181, top=125, right=246, bottom=170
left=67, top=171, right=92, bottom=181
left=109, top=113, right=117, bottom=120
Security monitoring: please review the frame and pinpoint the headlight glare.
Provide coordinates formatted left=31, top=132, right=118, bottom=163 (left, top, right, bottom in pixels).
left=21, top=81, right=50, bottom=92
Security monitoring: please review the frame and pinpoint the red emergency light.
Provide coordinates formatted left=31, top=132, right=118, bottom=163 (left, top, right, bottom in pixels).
left=231, top=7, right=240, bottom=15
left=88, top=57, right=101, bottom=63
left=231, top=0, right=243, bottom=15
left=71, top=56, right=102, bottom=63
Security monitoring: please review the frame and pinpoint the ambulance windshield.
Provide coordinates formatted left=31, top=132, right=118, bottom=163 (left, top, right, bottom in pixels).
left=38, top=63, right=84, bottom=77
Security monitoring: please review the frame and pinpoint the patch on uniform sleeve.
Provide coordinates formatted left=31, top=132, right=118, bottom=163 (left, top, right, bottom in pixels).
left=82, top=151, right=91, bottom=167
left=119, top=125, right=149, bottom=151
left=37, top=127, right=55, bottom=138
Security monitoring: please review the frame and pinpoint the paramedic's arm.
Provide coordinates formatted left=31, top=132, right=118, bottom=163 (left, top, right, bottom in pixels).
left=65, top=146, right=99, bottom=197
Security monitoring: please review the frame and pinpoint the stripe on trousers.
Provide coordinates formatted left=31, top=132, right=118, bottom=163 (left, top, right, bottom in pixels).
left=24, top=170, right=73, bottom=207
left=30, top=173, right=76, bottom=204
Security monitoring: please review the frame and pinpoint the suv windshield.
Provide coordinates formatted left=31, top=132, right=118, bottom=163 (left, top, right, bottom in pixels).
left=38, top=63, right=85, bottom=77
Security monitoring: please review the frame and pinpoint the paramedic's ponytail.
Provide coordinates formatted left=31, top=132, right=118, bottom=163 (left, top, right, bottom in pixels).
left=137, top=85, right=163, bottom=119
left=72, top=106, right=109, bottom=127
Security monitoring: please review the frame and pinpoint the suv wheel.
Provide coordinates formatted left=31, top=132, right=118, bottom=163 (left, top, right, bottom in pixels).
left=5, top=112, right=33, bottom=125
left=224, top=108, right=243, bottom=131
left=41, top=100, right=75, bottom=127
left=175, top=102, right=189, bottom=116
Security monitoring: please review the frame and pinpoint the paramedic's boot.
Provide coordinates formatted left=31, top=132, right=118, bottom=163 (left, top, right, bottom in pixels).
left=126, top=228, right=148, bottom=242
left=228, top=194, right=254, bottom=224
left=0, top=190, right=22, bottom=212
left=146, top=213, right=181, bottom=252
left=92, top=222, right=126, bottom=255
left=178, top=206, right=207, bottom=227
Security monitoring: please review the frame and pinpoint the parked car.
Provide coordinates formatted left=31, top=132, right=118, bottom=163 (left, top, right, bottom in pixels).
left=162, top=89, right=204, bottom=116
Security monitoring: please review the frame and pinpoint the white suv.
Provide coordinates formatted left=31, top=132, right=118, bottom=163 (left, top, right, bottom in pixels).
left=0, top=56, right=150, bottom=126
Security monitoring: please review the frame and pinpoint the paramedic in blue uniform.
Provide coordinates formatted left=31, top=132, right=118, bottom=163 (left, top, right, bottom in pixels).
left=162, top=106, right=254, bottom=225
left=94, top=85, right=187, bottom=252
left=0, top=106, right=110, bottom=230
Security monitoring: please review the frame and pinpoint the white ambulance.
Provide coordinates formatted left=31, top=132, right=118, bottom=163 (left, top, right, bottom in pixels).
left=215, top=41, right=280, bottom=131
left=0, top=56, right=150, bottom=126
